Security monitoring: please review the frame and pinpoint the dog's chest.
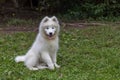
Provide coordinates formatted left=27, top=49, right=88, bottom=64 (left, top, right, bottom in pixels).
left=47, top=42, right=58, bottom=52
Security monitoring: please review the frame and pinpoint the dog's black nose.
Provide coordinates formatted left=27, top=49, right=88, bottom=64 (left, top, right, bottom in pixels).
left=49, top=32, right=52, bottom=35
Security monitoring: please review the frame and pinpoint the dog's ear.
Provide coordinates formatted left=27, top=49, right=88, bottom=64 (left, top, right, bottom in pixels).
left=52, top=16, right=59, bottom=23
left=41, top=16, right=49, bottom=23
left=39, top=16, right=49, bottom=32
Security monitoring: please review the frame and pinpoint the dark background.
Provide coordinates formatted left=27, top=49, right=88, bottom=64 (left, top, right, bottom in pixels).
left=0, top=0, right=120, bottom=21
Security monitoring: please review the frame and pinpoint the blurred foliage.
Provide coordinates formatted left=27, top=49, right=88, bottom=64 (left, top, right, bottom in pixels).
left=61, top=0, right=120, bottom=20
left=0, top=0, right=120, bottom=20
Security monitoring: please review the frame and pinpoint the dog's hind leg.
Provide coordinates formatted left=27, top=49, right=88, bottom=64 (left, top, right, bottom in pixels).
left=41, top=52, right=54, bottom=70
left=25, top=55, right=39, bottom=70
left=36, top=63, right=48, bottom=69
left=27, top=66, right=39, bottom=70
left=37, top=65, right=48, bottom=69
left=26, top=63, right=48, bottom=70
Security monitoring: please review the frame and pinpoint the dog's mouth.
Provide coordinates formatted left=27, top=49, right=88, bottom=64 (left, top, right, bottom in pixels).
left=46, top=33, right=55, bottom=40
left=49, top=33, right=53, bottom=37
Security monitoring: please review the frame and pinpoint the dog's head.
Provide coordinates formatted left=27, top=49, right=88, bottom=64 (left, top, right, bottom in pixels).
left=39, top=16, right=60, bottom=40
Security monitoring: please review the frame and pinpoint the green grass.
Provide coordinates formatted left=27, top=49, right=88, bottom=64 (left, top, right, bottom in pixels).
left=0, top=24, right=120, bottom=80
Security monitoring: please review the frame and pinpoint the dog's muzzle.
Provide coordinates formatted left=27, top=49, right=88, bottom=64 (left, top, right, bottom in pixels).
left=46, top=32, right=55, bottom=40
left=49, top=32, right=53, bottom=37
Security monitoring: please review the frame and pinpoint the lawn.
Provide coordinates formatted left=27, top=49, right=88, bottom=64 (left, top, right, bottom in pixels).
left=0, top=23, right=120, bottom=80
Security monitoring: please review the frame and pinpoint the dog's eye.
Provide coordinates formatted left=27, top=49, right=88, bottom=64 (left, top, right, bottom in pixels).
left=52, top=27, right=54, bottom=29
left=46, top=27, right=49, bottom=29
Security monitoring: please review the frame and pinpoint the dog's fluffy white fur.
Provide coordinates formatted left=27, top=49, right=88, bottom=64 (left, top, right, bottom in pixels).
left=15, top=16, right=60, bottom=70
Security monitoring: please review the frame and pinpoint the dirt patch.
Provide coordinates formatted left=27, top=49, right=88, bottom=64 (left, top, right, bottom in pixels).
left=0, top=22, right=107, bottom=34
left=61, top=22, right=106, bottom=30
left=0, top=25, right=38, bottom=34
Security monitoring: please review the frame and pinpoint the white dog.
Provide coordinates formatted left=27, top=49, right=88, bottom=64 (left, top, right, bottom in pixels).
left=15, top=16, right=60, bottom=70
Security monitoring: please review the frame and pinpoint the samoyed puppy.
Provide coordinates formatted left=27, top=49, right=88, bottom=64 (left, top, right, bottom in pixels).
left=15, top=16, right=60, bottom=70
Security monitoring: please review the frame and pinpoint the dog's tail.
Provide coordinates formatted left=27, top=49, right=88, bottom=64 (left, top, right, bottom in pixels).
left=15, top=55, right=26, bottom=63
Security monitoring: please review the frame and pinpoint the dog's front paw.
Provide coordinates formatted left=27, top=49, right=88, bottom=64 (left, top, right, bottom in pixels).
left=48, top=64, right=55, bottom=70
left=54, top=63, right=60, bottom=68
